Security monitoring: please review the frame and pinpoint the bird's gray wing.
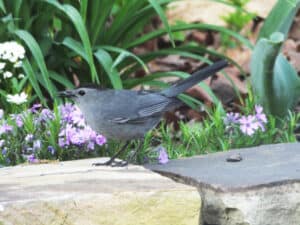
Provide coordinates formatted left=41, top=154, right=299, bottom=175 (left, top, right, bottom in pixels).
left=110, top=100, right=170, bottom=124
left=109, top=92, right=179, bottom=124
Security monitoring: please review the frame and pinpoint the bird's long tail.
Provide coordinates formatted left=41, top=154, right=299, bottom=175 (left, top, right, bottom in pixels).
left=160, top=60, right=228, bottom=97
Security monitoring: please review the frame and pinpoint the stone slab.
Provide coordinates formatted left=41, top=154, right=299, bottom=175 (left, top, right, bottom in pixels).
left=147, top=143, right=300, bottom=225
left=0, top=158, right=200, bottom=225
left=147, top=143, right=300, bottom=192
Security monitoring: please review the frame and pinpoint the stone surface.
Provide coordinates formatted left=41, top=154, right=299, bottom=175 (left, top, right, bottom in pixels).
left=0, top=158, right=200, bottom=225
left=147, top=143, right=300, bottom=225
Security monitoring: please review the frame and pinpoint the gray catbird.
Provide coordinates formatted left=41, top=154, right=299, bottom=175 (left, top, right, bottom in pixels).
left=59, top=60, right=228, bottom=166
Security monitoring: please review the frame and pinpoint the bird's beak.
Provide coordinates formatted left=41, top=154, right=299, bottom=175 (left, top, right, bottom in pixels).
left=57, top=90, right=77, bottom=98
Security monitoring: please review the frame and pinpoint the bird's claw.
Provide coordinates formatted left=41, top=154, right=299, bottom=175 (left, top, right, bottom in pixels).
left=92, top=159, right=128, bottom=167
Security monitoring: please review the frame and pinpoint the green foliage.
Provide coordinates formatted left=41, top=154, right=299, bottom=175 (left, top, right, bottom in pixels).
left=221, top=0, right=255, bottom=48
left=0, top=0, right=249, bottom=106
left=251, top=0, right=300, bottom=117
left=138, top=104, right=298, bottom=162
left=258, top=0, right=300, bottom=39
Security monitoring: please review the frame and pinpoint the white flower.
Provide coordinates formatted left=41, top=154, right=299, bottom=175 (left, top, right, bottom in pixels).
left=0, top=62, right=5, bottom=70
left=14, top=61, right=22, bottom=68
left=18, top=73, right=25, bottom=79
left=0, top=41, right=25, bottom=62
left=9, top=55, right=18, bottom=63
left=3, top=71, right=12, bottom=79
left=6, top=92, right=28, bottom=105
left=0, top=109, right=3, bottom=119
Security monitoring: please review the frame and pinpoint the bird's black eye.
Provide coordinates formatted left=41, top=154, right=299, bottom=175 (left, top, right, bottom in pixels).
left=78, top=90, right=85, bottom=96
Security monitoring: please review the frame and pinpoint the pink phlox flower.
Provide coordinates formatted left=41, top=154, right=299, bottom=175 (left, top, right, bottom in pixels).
left=224, top=112, right=240, bottom=125
left=95, top=134, right=106, bottom=146
left=0, top=123, right=13, bottom=135
left=254, top=105, right=267, bottom=131
left=239, top=115, right=259, bottom=136
left=157, top=146, right=169, bottom=164
left=71, top=106, right=86, bottom=127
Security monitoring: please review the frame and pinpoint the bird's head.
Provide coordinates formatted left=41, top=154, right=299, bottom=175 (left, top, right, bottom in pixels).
left=58, top=85, right=104, bottom=106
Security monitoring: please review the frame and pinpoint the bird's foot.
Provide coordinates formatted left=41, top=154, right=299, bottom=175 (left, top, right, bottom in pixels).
left=92, top=158, right=128, bottom=167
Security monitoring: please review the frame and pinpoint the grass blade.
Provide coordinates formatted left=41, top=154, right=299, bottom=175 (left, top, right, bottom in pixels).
left=14, top=29, right=55, bottom=98
left=0, top=0, right=6, bottom=13
left=125, top=23, right=253, bottom=49
left=49, top=70, right=74, bottom=89
left=88, top=0, right=115, bottom=45
left=100, top=45, right=149, bottom=73
left=80, top=0, right=88, bottom=23
left=94, top=49, right=123, bottom=89
left=148, top=0, right=175, bottom=47
left=44, top=0, right=99, bottom=83
left=22, top=59, right=46, bottom=105
left=62, top=37, right=88, bottom=61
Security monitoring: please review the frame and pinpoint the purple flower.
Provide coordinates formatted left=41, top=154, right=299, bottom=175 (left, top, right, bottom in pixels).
left=15, top=114, right=23, bottom=127
left=87, top=141, right=95, bottom=150
left=86, top=126, right=97, bottom=140
left=255, top=105, right=267, bottom=131
left=224, top=112, right=240, bottom=125
left=2, top=147, right=7, bottom=155
left=71, top=106, right=86, bottom=127
left=70, top=131, right=86, bottom=145
left=33, top=140, right=42, bottom=150
left=40, top=108, right=54, bottom=121
left=10, top=114, right=23, bottom=127
left=58, top=138, right=66, bottom=148
left=30, top=104, right=42, bottom=113
left=239, top=115, right=259, bottom=136
left=60, top=124, right=87, bottom=146
left=59, top=124, right=76, bottom=145
left=58, top=105, right=106, bottom=149
left=0, top=123, right=13, bottom=135
left=157, top=146, right=169, bottom=164
left=28, top=154, right=37, bottom=163
left=95, top=134, right=106, bottom=146
left=47, top=146, right=55, bottom=155
left=59, top=103, right=75, bottom=123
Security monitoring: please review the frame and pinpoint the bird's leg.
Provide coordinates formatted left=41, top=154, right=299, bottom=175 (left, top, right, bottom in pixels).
left=92, top=141, right=131, bottom=167
left=125, top=140, right=144, bottom=165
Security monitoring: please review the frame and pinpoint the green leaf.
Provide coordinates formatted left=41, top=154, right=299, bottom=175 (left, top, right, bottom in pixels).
left=0, top=0, right=6, bottom=13
left=100, top=45, right=149, bottom=73
left=94, top=49, right=123, bottom=89
left=251, top=32, right=300, bottom=117
left=62, top=37, right=88, bottom=61
left=49, top=71, right=74, bottom=89
left=44, top=0, right=99, bottom=83
left=22, top=59, right=46, bottom=105
left=88, top=0, right=115, bottom=45
left=148, top=0, right=175, bottom=47
left=258, top=0, right=300, bottom=39
left=80, top=0, right=88, bottom=23
left=14, top=29, right=55, bottom=98
left=125, top=23, right=253, bottom=49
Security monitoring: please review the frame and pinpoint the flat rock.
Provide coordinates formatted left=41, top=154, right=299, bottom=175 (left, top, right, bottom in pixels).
left=147, top=143, right=300, bottom=191
left=147, top=143, right=300, bottom=225
left=0, top=158, right=200, bottom=225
